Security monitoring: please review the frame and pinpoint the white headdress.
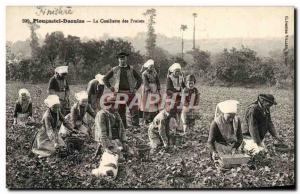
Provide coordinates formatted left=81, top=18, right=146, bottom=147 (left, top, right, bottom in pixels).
left=75, top=91, right=88, bottom=101
left=18, top=88, right=30, bottom=97
left=55, top=66, right=68, bottom=74
left=214, top=100, right=239, bottom=119
left=95, top=74, right=104, bottom=85
left=143, top=59, right=154, bottom=68
left=168, top=63, right=181, bottom=73
left=44, top=95, right=60, bottom=108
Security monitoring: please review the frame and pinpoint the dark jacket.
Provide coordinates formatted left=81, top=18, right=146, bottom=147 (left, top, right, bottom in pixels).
left=48, top=75, right=70, bottom=93
left=69, top=102, right=96, bottom=129
left=13, top=101, right=33, bottom=118
left=166, top=76, right=185, bottom=94
left=103, top=65, right=142, bottom=92
left=182, top=87, right=200, bottom=106
left=86, top=79, right=104, bottom=103
left=242, top=102, right=278, bottom=144
left=94, top=109, right=126, bottom=148
left=208, top=116, right=243, bottom=152
left=43, top=109, right=72, bottom=133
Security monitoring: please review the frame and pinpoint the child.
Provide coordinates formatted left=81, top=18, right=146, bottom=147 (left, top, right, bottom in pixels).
left=181, top=75, right=200, bottom=134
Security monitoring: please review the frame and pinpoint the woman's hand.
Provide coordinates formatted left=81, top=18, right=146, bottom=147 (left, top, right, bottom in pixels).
left=231, top=148, right=237, bottom=155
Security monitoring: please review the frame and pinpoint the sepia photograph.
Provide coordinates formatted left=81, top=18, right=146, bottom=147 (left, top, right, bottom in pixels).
left=5, top=6, right=295, bottom=189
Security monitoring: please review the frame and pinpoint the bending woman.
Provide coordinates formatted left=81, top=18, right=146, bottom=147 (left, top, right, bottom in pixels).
left=32, top=95, right=75, bottom=158
left=59, top=91, right=96, bottom=138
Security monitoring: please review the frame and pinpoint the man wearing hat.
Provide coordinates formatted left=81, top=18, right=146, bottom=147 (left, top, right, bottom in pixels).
left=48, top=65, right=71, bottom=116
left=103, top=51, right=142, bottom=128
left=242, top=94, right=283, bottom=155
left=208, top=100, right=243, bottom=160
left=87, top=74, right=105, bottom=113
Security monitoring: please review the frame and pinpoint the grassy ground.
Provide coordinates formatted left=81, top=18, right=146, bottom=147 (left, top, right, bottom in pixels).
left=6, top=81, right=295, bottom=189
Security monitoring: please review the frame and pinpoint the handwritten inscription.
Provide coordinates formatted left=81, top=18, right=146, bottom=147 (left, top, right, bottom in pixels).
left=35, top=6, right=73, bottom=16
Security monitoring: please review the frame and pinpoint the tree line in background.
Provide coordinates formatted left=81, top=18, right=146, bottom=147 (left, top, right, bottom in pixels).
left=6, top=9, right=294, bottom=88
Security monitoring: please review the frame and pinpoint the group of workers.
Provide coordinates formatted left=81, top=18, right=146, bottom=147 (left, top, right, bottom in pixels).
left=13, top=51, right=283, bottom=165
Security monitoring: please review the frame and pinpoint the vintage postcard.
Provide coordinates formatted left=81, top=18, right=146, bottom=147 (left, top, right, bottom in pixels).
left=6, top=6, right=295, bottom=189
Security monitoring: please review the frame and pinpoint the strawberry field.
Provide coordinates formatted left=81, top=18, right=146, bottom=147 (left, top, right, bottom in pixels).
left=6, top=81, right=295, bottom=189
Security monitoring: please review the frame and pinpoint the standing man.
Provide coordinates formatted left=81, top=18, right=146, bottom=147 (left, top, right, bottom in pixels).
left=243, top=94, right=283, bottom=155
left=103, top=51, right=142, bottom=128
left=48, top=66, right=70, bottom=116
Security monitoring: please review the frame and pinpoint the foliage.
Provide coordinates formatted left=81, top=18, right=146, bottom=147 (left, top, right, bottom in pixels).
left=28, top=23, right=40, bottom=60
left=6, top=29, right=294, bottom=87
left=211, top=46, right=279, bottom=86
left=147, top=47, right=172, bottom=79
left=180, top=25, right=188, bottom=58
left=143, top=8, right=157, bottom=58
left=6, top=82, right=295, bottom=189
left=7, top=32, right=144, bottom=84
left=186, top=49, right=211, bottom=76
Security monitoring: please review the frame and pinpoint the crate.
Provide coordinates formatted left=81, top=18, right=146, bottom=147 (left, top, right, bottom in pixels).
left=65, top=136, right=85, bottom=151
left=136, top=144, right=150, bottom=161
left=169, top=134, right=184, bottom=146
left=220, top=154, right=251, bottom=168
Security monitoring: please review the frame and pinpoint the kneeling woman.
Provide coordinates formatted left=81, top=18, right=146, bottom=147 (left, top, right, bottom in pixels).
left=207, top=100, right=243, bottom=160
left=94, top=96, right=127, bottom=157
left=32, top=95, right=75, bottom=158
left=59, top=91, right=96, bottom=138
left=13, top=88, right=34, bottom=126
